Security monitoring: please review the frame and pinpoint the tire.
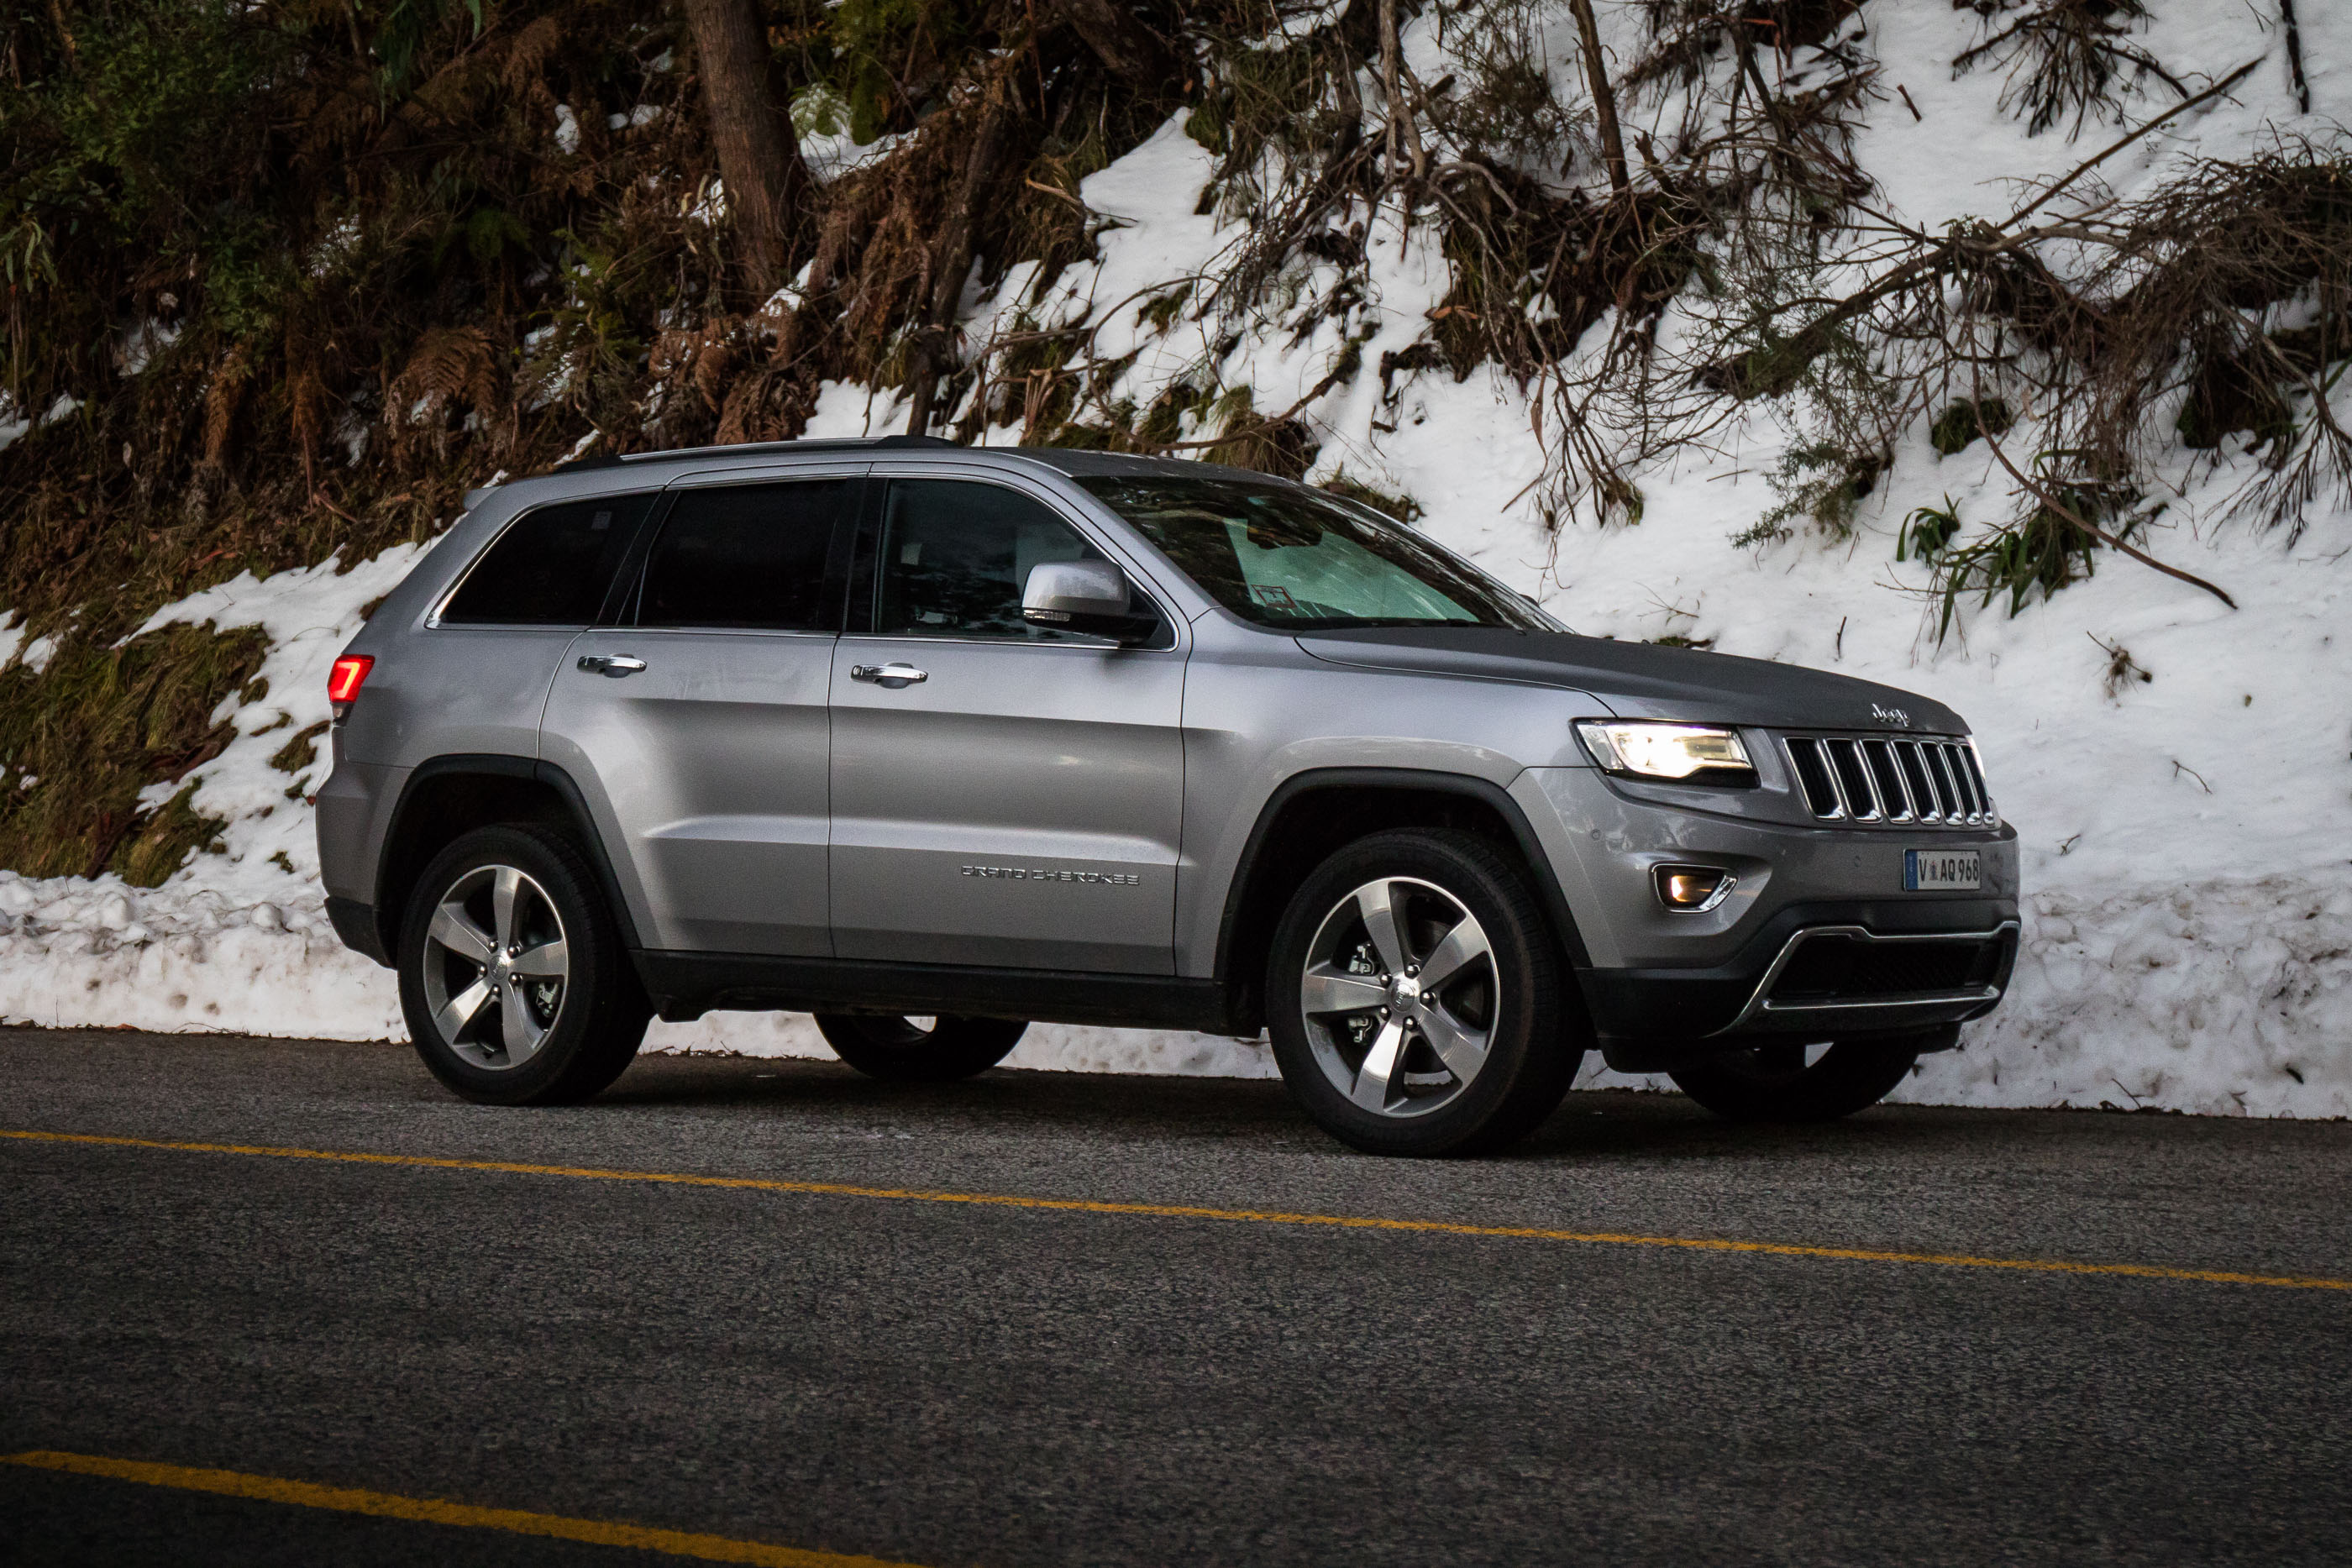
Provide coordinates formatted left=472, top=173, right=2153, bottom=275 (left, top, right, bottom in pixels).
left=396, top=824, right=650, bottom=1106
left=814, top=1015, right=1028, bottom=1082
left=1266, top=828, right=1580, bottom=1156
left=1667, top=1038, right=1922, bottom=1124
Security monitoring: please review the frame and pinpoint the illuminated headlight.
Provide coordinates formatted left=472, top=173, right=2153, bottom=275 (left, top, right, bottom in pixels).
left=1577, top=721, right=1756, bottom=784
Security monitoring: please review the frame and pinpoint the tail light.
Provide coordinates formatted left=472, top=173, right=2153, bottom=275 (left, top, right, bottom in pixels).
left=328, top=654, right=375, bottom=718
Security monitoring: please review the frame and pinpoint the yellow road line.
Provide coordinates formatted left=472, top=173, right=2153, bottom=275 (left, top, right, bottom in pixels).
left=0, top=1450, right=918, bottom=1567
left=5, top=1125, right=2348, bottom=1293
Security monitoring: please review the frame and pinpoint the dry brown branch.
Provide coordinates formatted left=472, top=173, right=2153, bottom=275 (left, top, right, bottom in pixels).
left=1980, top=426, right=2236, bottom=609
left=1568, top=0, right=1629, bottom=197
left=1954, top=0, right=2188, bottom=141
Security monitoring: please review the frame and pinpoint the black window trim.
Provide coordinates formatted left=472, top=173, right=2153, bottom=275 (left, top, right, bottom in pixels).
left=427, top=488, right=667, bottom=631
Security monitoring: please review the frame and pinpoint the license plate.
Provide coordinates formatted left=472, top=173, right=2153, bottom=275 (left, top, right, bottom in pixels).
left=1905, top=848, right=1981, bottom=891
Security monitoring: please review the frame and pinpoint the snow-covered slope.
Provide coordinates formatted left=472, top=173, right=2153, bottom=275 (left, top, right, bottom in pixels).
left=3, top=1, right=2345, bottom=1114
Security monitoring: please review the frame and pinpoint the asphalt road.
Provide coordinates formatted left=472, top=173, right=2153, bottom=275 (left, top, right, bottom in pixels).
left=4, top=1027, right=2349, bottom=1567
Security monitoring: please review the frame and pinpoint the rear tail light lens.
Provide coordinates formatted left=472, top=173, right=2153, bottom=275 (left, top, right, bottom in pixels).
left=328, top=654, right=375, bottom=713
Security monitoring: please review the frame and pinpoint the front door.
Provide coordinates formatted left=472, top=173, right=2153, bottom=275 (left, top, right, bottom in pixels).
left=542, top=472, right=856, bottom=956
left=828, top=475, right=1186, bottom=974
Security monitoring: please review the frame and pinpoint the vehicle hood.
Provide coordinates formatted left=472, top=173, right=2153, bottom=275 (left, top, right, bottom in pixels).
left=1294, top=628, right=1967, bottom=734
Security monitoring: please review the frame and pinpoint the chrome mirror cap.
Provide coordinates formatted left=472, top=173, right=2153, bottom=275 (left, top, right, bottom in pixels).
left=1021, top=559, right=1131, bottom=624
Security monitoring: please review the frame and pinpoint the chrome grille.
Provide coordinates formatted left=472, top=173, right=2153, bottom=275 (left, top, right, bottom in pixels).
left=1782, top=734, right=1995, bottom=826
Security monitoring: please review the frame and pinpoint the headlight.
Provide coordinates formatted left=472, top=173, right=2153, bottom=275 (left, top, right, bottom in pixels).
left=1577, top=721, right=1756, bottom=784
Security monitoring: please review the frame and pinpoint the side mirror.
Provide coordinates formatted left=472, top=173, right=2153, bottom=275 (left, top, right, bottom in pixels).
left=1022, top=560, right=1155, bottom=644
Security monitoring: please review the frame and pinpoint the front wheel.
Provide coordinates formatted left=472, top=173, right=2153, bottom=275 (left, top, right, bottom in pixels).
left=1267, top=829, right=1578, bottom=1157
left=1667, top=1038, right=1923, bottom=1123
left=814, top=1015, right=1028, bottom=1082
left=396, top=825, right=650, bottom=1106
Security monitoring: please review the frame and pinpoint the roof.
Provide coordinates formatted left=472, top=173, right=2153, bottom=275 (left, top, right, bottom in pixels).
left=531, top=438, right=1280, bottom=485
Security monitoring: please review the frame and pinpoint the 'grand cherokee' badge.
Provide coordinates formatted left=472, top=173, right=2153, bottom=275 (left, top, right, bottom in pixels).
left=962, top=865, right=1142, bottom=885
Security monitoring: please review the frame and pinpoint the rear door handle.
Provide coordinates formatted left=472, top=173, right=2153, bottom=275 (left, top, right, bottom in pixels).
left=850, top=663, right=927, bottom=690
left=578, top=654, right=648, bottom=677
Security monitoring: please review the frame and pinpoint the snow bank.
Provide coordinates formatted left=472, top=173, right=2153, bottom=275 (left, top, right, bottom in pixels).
left=3, top=1, right=2345, bottom=1115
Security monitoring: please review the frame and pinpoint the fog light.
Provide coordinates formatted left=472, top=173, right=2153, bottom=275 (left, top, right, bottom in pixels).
left=1655, top=864, right=1735, bottom=912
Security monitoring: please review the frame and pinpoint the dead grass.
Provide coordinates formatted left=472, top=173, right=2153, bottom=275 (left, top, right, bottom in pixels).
left=0, top=624, right=266, bottom=884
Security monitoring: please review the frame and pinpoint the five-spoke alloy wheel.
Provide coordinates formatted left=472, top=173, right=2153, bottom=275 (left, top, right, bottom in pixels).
left=1296, top=875, right=1497, bottom=1120
left=397, top=825, right=650, bottom=1105
left=1268, top=829, right=1579, bottom=1156
left=418, top=864, right=571, bottom=1072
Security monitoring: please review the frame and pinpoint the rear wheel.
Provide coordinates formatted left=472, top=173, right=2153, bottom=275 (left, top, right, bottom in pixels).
left=814, top=1015, right=1028, bottom=1082
left=1267, top=829, right=1578, bottom=1156
left=397, top=825, right=649, bottom=1105
left=1667, top=1037, right=1924, bottom=1123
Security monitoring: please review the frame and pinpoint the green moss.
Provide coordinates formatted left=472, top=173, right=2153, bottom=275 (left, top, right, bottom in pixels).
left=1929, top=399, right=2014, bottom=455
left=0, top=623, right=265, bottom=883
left=1138, top=383, right=1203, bottom=446
left=1137, top=286, right=1193, bottom=333
left=267, top=720, right=331, bottom=776
left=114, top=784, right=228, bottom=889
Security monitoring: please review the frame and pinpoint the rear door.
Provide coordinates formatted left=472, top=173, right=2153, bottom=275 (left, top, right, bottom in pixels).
left=380, top=491, right=658, bottom=763
left=541, top=469, right=859, bottom=956
left=827, top=472, right=1188, bottom=974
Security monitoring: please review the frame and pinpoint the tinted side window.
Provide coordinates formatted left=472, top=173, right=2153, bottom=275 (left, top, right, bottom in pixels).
left=638, top=480, right=850, bottom=631
left=874, top=480, right=1103, bottom=640
left=440, top=493, right=654, bottom=625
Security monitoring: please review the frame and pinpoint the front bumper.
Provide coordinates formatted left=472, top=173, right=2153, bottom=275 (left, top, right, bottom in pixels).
left=1514, top=768, right=2019, bottom=1068
left=1579, top=899, right=2018, bottom=1070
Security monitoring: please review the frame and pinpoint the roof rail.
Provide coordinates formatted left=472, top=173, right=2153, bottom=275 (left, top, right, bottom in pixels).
left=549, top=433, right=959, bottom=475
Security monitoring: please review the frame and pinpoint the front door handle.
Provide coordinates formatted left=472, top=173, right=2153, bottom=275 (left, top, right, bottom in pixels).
left=850, top=662, right=928, bottom=690
left=578, top=654, right=648, bottom=678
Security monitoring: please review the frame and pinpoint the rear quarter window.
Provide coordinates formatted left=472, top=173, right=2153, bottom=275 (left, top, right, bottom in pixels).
left=439, top=493, right=655, bottom=625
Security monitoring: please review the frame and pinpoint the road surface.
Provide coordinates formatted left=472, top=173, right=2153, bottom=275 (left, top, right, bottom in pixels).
left=4, top=1027, right=2348, bottom=1565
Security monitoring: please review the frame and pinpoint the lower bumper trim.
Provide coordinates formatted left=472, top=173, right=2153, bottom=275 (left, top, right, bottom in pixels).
left=1721, top=920, right=2019, bottom=1035
left=1581, top=911, right=2019, bottom=1070
left=324, top=895, right=391, bottom=968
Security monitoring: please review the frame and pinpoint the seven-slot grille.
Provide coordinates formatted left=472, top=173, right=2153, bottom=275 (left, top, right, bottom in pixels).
left=1782, top=734, right=1994, bottom=826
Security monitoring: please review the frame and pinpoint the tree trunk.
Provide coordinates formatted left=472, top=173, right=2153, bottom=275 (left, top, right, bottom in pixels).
left=900, top=4, right=1174, bottom=434
left=1566, top=0, right=1628, bottom=198
left=680, top=0, right=811, bottom=302
left=905, top=69, right=1028, bottom=435
left=1378, top=0, right=1404, bottom=180
left=2281, top=0, right=2309, bottom=116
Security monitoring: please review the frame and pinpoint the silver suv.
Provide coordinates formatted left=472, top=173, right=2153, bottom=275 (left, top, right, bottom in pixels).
left=317, top=438, right=2018, bottom=1155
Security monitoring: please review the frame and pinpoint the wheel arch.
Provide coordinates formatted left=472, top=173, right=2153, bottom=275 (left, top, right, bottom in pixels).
left=373, top=755, right=642, bottom=961
left=1213, top=768, right=1593, bottom=1035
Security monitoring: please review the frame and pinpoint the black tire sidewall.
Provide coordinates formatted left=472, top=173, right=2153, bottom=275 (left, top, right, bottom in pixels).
left=814, top=1015, right=1028, bottom=1082
left=1266, top=829, right=1572, bottom=1156
left=396, top=825, right=647, bottom=1105
left=1667, top=1040, right=1921, bottom=1123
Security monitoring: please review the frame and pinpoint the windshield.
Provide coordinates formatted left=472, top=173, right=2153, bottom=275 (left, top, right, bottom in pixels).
left=1075, top=475, right=1557, bottom=632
